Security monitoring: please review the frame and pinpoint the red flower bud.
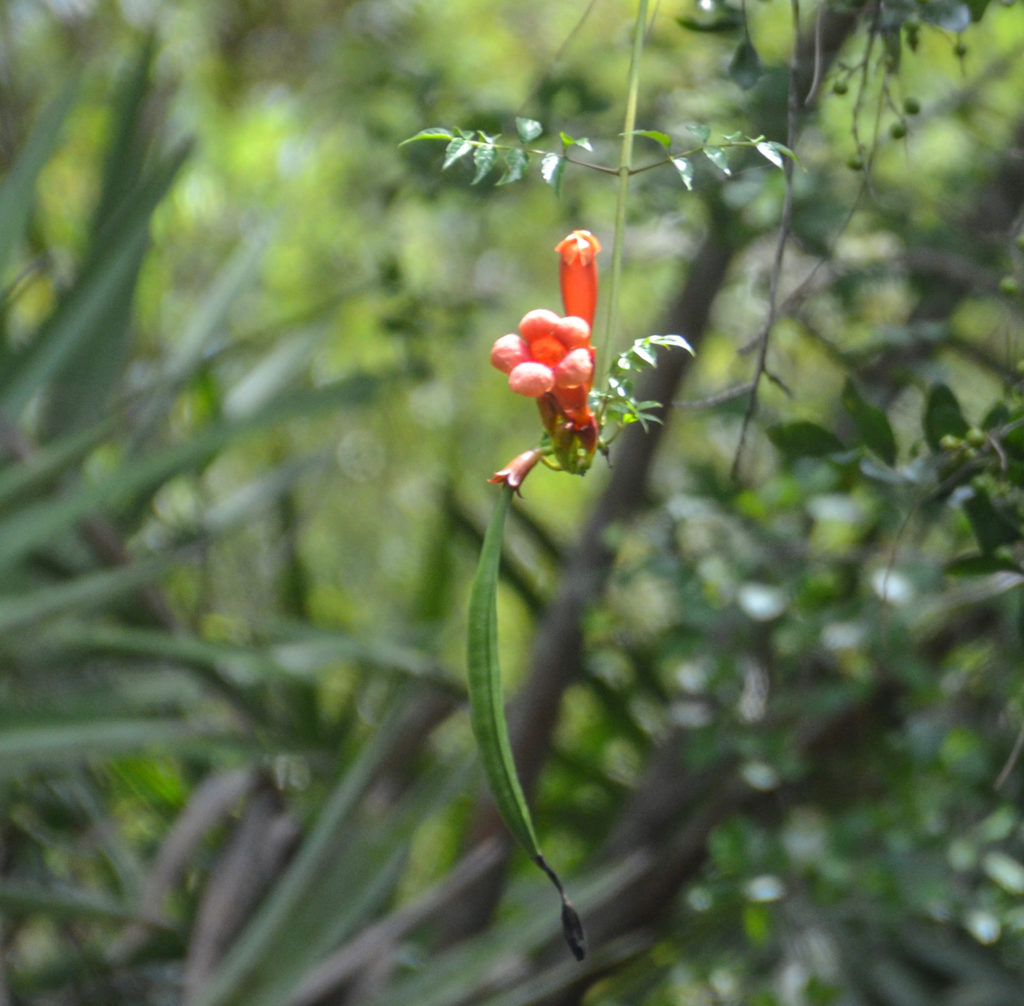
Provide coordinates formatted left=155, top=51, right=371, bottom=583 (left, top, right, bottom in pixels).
left=508, top=361, right=555, bottom=397
left=553, top=315, right=591, bottom=349
left=518, top=308, right=561, bottom=343
left=554, top=347, right=594, bottom=389
left=490, top=333, right=530, bottom=374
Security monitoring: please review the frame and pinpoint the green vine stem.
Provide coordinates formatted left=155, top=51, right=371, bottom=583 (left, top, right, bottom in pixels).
left=600, top=0, right=650, bottom=380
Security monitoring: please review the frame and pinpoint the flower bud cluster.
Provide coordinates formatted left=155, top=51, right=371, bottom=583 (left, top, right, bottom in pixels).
left=490, top=309, right=595, bottom=410
left=488, top=230, right=602, bottom=489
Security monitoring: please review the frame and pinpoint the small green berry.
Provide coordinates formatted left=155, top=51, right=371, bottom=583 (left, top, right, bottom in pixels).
left=999, top=276, right=1020, bottom=297
left=846, top=154, right=864, bottom=171
left=833, top=80, right=849, bottom=96
left=939, top=434, right=962, bottom=451
left=903, top=97, right=921, bottom=115
left=1015, top=233, right=1024, bottom=251
left=890, top=122, right=907, bottom=140
left=965, top=428, right=986, bottom=447
left=954, top=39, right=968, bottom=57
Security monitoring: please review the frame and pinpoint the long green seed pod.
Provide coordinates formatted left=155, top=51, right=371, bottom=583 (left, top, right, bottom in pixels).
left=466, top=485, right=586, bottom=961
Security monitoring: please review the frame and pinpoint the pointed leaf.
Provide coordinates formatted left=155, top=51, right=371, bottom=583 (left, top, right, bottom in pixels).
left=540, top=153, right=565, bottom=195
left=961, top=486, right=1020, bottom=554
left=729, top=38, right=763, bottom=89
left=651, top=333, right=695, bottom=354
left=0, top=716, right=228, bottom=777
left=632, top=129, right=672, bottom=148
left=0, top=555, right=172, bottom=635
left=0, top=881, right=148, bottom=925
left=672, top=156, right=695, bottom=190
left=442, top=136, right=473, bottom=169
left=703, top=146, right=732, bottom=175
left=842, top=378, right=897, bottom=465
left=515, top=117, right=543, bottom=143
left=756, top=141, right=785, bottom=169
left=497, top=147, right=528, bottom=186
left=471, top=142, right=498, bottom=184
left=399, top=127, right=454, bottom=145
left=47, top=50, right=170, bottom=436
left=686, top=123, right=712, bottom=145
left=90, top=39, right=156, bottom=232
left=634, top=344, right=657, bottom=366
left=559, top=131, right=592, bottom=151
left=0, top=142, right=191, bottom=422
left=924, top=383, right=969, bottom=450
left=946, top=554, right=1022, bottom=577
left=760, top=140, right=798, bottom=166
left=0, top=76, right=78, bottom=286
left=768, top=421, right=845, bottom=458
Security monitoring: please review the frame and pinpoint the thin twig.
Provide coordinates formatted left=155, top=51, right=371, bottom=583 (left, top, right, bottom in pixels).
left=803, top=4, right=826, bottom=105
left=0, top=253, right=52, bottom=307
left=673, top=382, right=755, bottom=410
left=731, top=0, right=801, bottom=479
left=995, top=719, right=1024, bottom=790
left=514, top=0, right=601, bottom=121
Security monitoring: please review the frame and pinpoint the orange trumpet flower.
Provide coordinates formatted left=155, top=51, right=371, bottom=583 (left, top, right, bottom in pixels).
left=554, top=230, right=602, bottom=328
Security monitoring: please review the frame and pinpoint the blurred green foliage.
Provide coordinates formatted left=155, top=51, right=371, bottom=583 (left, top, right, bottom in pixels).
left=2, top=1, right=1024, bottom=1004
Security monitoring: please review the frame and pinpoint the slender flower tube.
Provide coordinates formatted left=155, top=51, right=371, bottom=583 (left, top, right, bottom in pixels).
left=554, top=230, right=602, bottom=328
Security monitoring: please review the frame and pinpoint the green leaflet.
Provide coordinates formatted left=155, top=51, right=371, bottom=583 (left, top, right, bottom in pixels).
left=466, top=485, right=586, bottom=961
